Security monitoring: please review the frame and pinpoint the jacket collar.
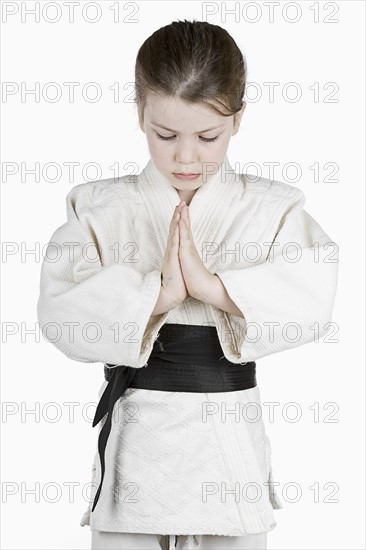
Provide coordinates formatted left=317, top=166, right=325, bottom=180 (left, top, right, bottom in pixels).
left=137, top=154, right=242, bottom=259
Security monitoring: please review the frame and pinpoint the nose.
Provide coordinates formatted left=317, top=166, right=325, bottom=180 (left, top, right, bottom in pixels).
left=174, top=140, right=198, bottom=166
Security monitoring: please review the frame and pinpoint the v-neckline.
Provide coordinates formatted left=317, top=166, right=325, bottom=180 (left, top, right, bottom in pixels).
left=137, top=154, right=242, bottom=260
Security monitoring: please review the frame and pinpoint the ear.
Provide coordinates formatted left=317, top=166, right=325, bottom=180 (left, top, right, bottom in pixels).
left=137, top=103, right=146, bottom=133
left=139, top=116, right=145, bottom=134
left=232, top=102, right=246, bottom=136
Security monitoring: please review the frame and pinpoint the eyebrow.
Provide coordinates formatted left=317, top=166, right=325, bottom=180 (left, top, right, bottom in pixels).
left=150, top=121, right=224, bottom=134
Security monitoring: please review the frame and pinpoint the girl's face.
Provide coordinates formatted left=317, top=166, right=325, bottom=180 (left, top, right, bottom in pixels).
left=140, top=92, right=245, bottom=199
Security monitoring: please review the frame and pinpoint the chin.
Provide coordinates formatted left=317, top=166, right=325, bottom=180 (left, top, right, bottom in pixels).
left=171, top=181, right=203, bottom=191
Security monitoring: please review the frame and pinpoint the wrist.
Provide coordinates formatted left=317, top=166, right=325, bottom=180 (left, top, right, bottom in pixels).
left=195, top=273, right=220, bottom=304
left=160, top=283, right=182, bottom=311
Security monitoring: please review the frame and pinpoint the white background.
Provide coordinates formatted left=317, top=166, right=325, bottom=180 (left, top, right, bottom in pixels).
left=1, top=1, right=365, bottom=549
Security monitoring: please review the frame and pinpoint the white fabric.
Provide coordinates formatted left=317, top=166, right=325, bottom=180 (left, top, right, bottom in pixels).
left=91, top=531, right=267, bottom=549
left=37, top=155, right=338, bottom=536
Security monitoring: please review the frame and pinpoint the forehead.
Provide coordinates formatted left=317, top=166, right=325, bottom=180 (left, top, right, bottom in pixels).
left=144, top=92, right=230, bottom=131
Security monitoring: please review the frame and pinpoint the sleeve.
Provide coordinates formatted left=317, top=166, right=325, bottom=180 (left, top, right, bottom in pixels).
left=213, top=191, right=339, bottom=362
left=36, top=186, right=169, bottom=368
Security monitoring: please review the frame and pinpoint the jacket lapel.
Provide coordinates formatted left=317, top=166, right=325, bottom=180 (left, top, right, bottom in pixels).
left=137, top=154, right=243, bottom=265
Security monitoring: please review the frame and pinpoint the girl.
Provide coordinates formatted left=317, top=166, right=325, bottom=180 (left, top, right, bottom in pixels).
left=37, top=19, right=339, bottom=550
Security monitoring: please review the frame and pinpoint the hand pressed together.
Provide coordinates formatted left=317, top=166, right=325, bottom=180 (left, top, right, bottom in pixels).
left=161, top=203, right=188, bottom=306
left=161, top=201, right=215, bottom=306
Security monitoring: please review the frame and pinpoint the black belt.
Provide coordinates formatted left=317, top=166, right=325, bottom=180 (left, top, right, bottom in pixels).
left=91, top=324, right=256, bottom=513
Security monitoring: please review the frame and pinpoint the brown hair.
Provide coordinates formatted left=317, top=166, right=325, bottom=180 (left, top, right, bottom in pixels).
left=134, top=19, right=247, bottom=126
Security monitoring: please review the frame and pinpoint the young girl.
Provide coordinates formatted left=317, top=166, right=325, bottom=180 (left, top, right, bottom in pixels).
left=37, top=19, right=339, bottom=550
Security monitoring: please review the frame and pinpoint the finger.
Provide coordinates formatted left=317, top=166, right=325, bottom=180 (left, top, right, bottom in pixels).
left=169, top=211, right=180, bottom=244
left=171, top=220, right=179, bottom=247
left=169, top=207, right=179, bottom=232
left=170, top=206, right=178, bottom=222
left=179, top=214, right=189, bottom=244
left=180, top=207, right=190, bottom=233
left=181, top=204, right=189, bottom=225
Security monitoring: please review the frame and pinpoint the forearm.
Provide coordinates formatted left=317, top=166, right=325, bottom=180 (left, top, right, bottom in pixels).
left=151, top=275, right=244, bottom=318
left=200, top=274, right=244, bottom=318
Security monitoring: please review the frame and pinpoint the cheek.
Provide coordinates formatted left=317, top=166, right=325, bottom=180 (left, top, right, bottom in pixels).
left=201, top=139, right=228, bottom=161
left=152, top=145, right=169, bottom=164
left=146, top=139, right=172, bottom=171
left=146, top=135, right=166, bottom=159
left=217, top=132, right=231, bottom=149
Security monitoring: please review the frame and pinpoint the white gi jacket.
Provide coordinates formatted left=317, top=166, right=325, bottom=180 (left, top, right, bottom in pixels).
left=37, top=155, right=339, bottom=536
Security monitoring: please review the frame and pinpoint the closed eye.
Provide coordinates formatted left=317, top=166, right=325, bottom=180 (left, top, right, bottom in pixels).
left=154, top=131, right=219, bottom=143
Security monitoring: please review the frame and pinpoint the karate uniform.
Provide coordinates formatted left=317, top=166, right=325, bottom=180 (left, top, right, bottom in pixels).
left=90, top=531, right=268, bottom=549
left=37, top=155, right=338, bottom=541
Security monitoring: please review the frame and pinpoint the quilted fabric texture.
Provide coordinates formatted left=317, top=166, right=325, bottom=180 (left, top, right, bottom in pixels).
left=37, top=155, right=338, bottom=535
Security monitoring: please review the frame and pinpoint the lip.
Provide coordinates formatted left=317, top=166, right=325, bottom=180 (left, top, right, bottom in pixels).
left=173, top=173, right=201, bottom=180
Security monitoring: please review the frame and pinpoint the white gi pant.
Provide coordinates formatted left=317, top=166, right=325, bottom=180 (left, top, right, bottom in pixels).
left=91, top=531, right=267, bottom=549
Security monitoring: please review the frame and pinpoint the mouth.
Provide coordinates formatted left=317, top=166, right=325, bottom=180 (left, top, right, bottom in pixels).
left=173, top=172, right=201, bottom=180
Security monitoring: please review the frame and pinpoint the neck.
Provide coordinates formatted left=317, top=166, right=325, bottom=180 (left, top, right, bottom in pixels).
left=177, top=189, right=197, bottom=206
